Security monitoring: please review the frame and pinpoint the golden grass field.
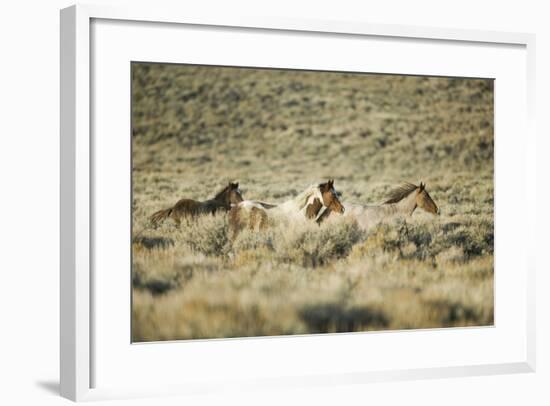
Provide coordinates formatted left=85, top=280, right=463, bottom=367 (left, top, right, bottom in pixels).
left=131, top=63, right=494, bottom=341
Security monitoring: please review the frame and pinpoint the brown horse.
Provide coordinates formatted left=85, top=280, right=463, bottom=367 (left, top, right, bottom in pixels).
left=229, top=180, right=344, bottom=237
left=150, top=182, right=243, bottom=226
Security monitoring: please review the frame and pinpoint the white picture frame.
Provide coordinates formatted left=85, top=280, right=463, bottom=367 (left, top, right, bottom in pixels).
left=60, top=3, right=536, bottom=402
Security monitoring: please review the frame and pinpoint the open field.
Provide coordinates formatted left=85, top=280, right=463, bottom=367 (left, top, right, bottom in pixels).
left=131, top=63, right=494, bottom=341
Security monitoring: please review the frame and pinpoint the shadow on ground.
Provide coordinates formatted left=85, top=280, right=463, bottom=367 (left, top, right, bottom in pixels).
left=299, top=303, right=388, bottom=333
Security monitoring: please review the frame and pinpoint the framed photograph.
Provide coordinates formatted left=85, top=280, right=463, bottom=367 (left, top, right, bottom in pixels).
left=60, top=4, right=536, bottom=402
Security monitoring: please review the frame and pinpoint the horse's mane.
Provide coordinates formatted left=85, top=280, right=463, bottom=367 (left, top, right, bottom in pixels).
left=294, top=184, right=321, bottom=210
left=383, top=183, right=418, bottom=204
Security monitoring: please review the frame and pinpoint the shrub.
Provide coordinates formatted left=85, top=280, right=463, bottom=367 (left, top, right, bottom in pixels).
left=178, top=214, right=231, bottom=257
left=231, top=227, right=275, bottom=253
left=132, top=262, right=177, bottom=295
left=352, top=217, right=494, bottom=264
left=278, top=220, right=365, bottom=267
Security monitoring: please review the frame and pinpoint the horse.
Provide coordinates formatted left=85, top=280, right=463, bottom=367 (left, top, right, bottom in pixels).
left=149, top=182, right=244, bottom=226
left=229, top=180, right=344, bottom=237
left=318, top=182, right=439, bottom=230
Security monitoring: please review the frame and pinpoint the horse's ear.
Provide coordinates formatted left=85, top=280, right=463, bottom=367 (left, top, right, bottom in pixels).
left=329, top=179, right=334, bottom=187
left=235, top=182, right=239, bottom=188
left=419, top=182, right=425, bottom=191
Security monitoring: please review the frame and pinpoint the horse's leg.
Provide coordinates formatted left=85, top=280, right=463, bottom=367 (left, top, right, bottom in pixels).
left=249, top=208, right=258, bottom=230
left=259, top=210, right=268, bottom=230
left=228, top=207, right=243, bottom=240
left=248, top=207, right=268, bottom=231
left=229, top=220, right=240, bottom=240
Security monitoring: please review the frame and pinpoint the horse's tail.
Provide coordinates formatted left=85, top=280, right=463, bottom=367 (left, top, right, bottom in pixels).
left=149, top=207, right=173, bottom=225
left=255, top=201, right=278, bottom=209
left=131, top=207, right=171, bottom=243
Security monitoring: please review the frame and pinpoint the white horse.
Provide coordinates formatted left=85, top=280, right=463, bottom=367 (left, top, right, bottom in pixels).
left=318, top=182, right=439, bottom=231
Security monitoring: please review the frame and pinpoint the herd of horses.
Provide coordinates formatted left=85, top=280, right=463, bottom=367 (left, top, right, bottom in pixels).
left=148, top=180, right=439, bottom=237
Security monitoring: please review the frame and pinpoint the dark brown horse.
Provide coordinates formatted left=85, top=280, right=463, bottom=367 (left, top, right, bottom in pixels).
left=150, top=182, right=243, bottom=226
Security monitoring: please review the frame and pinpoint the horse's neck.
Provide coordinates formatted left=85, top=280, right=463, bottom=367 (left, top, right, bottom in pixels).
left=381, top=193, right=417, bottom=216
left=211, top=194, right=230, bottom=209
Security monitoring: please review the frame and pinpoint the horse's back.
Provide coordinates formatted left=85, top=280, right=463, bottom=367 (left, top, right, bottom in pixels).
left=173, top=198, right=201, bottom=215
left=176, top=198, right=229, bottom=216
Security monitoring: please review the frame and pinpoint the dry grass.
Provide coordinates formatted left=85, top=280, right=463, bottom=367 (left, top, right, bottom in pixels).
left=131, top=63, right=494, bottom=341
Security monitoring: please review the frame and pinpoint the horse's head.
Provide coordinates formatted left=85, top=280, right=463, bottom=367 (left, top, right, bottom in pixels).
left=214, top=182, right=244, bottom=208
left=227, top=182, right=244, bottom=205
left=319, top=179, right=344, bottom=214
left=415, top=182, right=439, bottom=215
